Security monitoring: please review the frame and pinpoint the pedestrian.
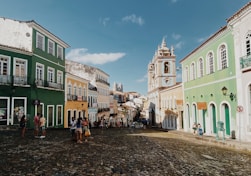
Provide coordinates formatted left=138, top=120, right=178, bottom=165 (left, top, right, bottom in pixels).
left=75, top=117, right=83, bottom=143
left=82, top=117, right=90, bottom=142
left=197, top=123, right=203, bottom=136
left=20, top=115, right=27, bottom=138
left=33, top=113, right=40, bottom=137
left=40, top=114, right=46, bottom=138
left=70, top=117, right=77, bottom=141
left=117, top=120, right=121, bottom=128
left=192, top=122, right=197, bottom=135
left=100, top=117, right=104, bottom=128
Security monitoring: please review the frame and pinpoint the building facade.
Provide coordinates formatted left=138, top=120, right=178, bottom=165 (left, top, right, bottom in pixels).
left=180, top=26, right=237, bottom=137
left=88, top=83, right=98, bottom=127
left=147, top=38, right=178, bottom=126
left=229, top=2, right=251, bottom=141
left=180, top=2, right=251, bottom=142
left=64, top=72, right=89, bottom=128
left=0, top=18, right=69, bottom=128
left=160, top=83, right=183, bottom=130
left=65, top=60, right=110, bottom=122
left=95, top=68, right=110, bottom=120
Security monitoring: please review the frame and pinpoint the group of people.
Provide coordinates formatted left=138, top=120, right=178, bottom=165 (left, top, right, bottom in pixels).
left=33, top=113, right=46, bottom=138
left=192, top=122, right=203, bottom=136
left=70, top=117, right=90, bottom=143
left=19, top=112, right=46, bottom=138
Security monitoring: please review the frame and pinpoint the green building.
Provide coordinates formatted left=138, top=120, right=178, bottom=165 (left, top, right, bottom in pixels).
left=180, top=26, right=237, bottom=137
left=0, top=17, right=69, bottom=128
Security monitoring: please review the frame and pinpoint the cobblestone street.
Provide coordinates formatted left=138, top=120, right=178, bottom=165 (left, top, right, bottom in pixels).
left=0, top=127, right=251, bottom=176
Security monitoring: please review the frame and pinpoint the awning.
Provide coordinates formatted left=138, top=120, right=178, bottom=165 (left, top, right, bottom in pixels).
left=165, top=109, right=177, bottom=115
left=197, top=102, right=207, bottom=110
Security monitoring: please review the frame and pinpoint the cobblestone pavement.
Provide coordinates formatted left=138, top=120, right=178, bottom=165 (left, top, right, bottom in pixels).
left=0, top=127, right=251, bottom=176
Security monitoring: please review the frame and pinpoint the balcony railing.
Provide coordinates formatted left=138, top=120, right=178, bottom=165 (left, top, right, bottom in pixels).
left=96, top=78, right=110, bottom=86
left=13, top=76, right=28, bottom=85
left=0, top=75, right=11, bottom=85
left=240, top=54, right=251, bottom=69
left=67, top=94, right=88, bottom=101
left=35, top=79, right=44, bottom=87
left=47, top=81, right=63, bottom=90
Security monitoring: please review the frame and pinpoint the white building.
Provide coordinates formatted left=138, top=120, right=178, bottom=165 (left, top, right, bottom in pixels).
left=230, top=1, right=251, bottom=141
left=147, top=38, right=177, bottom=126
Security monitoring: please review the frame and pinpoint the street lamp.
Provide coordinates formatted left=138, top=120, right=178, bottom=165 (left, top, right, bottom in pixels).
left=221, top=86, right=236, bottom=101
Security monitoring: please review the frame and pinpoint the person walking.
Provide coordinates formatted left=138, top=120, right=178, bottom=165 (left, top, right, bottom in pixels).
left=75, top=117, right=83, bottom=143
left=70, top=117, right=77, bottom=141
left=192, top=122, right=197, bottom=135
left=33, top=113, right=40, bottom=137
left=40, top=114, right=46, bottom=138
left=20, top=115, right=27, bottom=138
left=82, top=117, right=90, bottom=142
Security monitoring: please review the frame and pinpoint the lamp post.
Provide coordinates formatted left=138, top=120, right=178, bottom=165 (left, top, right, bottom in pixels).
left=221, top=86, right=236, bottom=101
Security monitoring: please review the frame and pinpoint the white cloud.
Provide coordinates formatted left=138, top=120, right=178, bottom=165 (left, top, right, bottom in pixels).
left=122, top=14, right=144, bottom=26
left=66, top=48, right=126, bottom=65
left=172, top=33, right=181, bottom=40
left=100, top=17, right=110, bottom=26
left=136, top=73, right=148, bottom=83
left=174, top=41, right=184, bottom=50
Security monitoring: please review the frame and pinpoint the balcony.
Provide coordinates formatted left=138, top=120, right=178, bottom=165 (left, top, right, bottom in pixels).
left=0, top=75, right=11, bottom=85
left=13, top=76, right=27, bottom=85
left=82, top=96, right=87, bottom=102
left=47, top=81, right=63, bottom=90
left=240, top=54, right=251, bottom=70
left=96, top=78, right=110, bottom=86
left=35, top=79, right=44, bottom=87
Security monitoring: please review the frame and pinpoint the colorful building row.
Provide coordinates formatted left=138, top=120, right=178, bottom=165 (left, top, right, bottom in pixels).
left=0, top=17, right=110, bottom=129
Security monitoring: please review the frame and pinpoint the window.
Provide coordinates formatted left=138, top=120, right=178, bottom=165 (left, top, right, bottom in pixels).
left=219, top=44, right=228, bottom=69
left=47, top=67, right=55, bottom=82
left=57, top=71, right=63, bottom=84
left=184, top=66, right=189, bottom=82
left=48, top=39, right=55, bottom=56
left=68, top=84, right=72, bottom=95
left=36, top=63, right=44, bottom=80
left=198, top=58, right=203, bottom=78
left=36, top=32, right=45, bottom=51
left=0, top=55, right=10, bottom=76
left=57, top=45, right=63, bottom=60
left=83, top=87, right=86, bottom=97
left=14, top=58, right=26, bottom=77
left=79, top=87, right=82, bottom=96
left=14, top=58, right=27, bottom=84
left=57, top=105, right=63, bottom=125
left=73, top=86, right=77, bottom=95
left=207, top=52, right=214, bottom=74
left=164, top=62, right=169, bottom=73
left=246, top=33, right=251, bottom=56
left=190, top=62, right=196, bottom=80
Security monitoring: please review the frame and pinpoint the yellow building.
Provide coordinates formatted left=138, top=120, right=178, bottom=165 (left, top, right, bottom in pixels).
left=64, top=72, right=89, bottom=128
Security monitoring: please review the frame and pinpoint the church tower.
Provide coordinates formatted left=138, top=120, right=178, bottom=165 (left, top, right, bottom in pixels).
left=148, top=37, right=176, bottom=92
left=147, top=37, right=176, bottom=126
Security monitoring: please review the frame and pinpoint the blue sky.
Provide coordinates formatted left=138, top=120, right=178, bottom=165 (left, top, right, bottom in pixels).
left=0, top=0, right=250, bottom=95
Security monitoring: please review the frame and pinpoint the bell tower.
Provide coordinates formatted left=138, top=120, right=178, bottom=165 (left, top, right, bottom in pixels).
left=148, top=37, right=176, bottom=92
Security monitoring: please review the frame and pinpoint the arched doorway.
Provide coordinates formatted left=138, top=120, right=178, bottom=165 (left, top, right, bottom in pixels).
left=210, top=104, right=217, bottom=133
left=224, top=104, right=230, bottom=135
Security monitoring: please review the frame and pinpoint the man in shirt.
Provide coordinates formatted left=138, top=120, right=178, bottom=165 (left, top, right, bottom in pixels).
left=40, top=114, right=46, bottom=138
